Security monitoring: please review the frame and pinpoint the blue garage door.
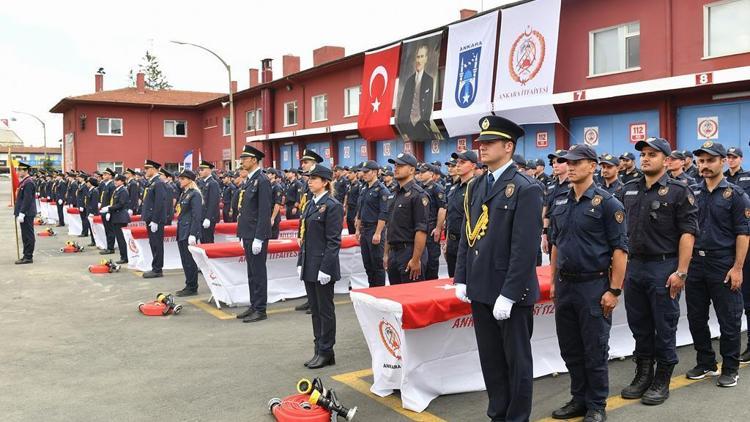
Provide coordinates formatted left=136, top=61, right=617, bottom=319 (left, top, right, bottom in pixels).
left=279, top=143, right=299, bottom=170
left=305, top=141, right=332, bottom=167
left=570, top=110, right=660, bottom=157
left=338, top=138, right=368, bottom=168
left=423, top=138, right=460, bottom=166
left=517, top=124, right=557, bottom=166
left=676, top=100, right=750, bottom=153
left=375, top=138, right=405, bottom=167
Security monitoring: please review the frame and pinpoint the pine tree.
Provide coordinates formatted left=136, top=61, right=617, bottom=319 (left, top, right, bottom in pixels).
left=129, top=50, right=172, bottom=90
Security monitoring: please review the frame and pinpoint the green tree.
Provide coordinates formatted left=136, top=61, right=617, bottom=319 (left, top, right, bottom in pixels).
left=129, top=50, right=172, bottom=90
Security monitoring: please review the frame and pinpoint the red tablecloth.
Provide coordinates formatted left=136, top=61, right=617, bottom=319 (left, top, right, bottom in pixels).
left=66, top=207, right=80, bottom=215
left=195, top=235, right=360, bottom=259
left=354, top=266, right=552, bottom=330
left=92, top=214, right=143, bottom=224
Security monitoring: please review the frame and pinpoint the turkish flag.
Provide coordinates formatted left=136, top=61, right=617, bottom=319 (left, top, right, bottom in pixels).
left=358, top=44, right=401, bottom=141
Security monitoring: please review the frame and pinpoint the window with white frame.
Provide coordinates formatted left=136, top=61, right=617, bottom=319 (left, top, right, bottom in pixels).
left=705, top=0, right=750, bottom=58
left=284, top=101, right=298, bottom=126
left=223, top=117, right=231, bottom=136
left=96, top=118, right=123, bottom=136
left=256, top=109, right=263, bottom=130
left=164, top=119, right=187, bottom=137
left=246, top=110, right=256, bottom=130
left=589, top=22, right=640, bottom=76
left=344, top=86, right=360, bottom=117
left=312, top=95, right=328, bottom=122
left=97, top=162, right=124, bottom=174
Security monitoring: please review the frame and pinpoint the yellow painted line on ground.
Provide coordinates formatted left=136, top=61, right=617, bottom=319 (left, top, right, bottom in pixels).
left=186, top=298, right=235, bottom=320
left=267, top=299, right=352, bottom=315
left=332, top=368, right=447, bottom=422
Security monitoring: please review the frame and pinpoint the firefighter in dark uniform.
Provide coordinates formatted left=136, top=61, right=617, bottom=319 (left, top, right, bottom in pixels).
left=161, top=168, right=179, bottom=225
left=418, top=163, right=447, bottom=280
left=684, top=150, right=700, bottom=179
left=84, top=177, right=99, bottom=247
left=221, top=172, right=237, bottom=223
left=141, top=160, right=170, bottom=278
left=296, top=165, right=343, bottom=369
left=285, top=170, right=303, bottom=219
left=535, top=158, right=551, bottom=186
left=66, top=171, right=79, bottom=211
left=98, top=168, right=116, bottom=254
left=548, top=145, right=629, bottom=422
left=725, top=146, right=745, bottom=184
left=355, top=160, right=389, bottom=287
left=174, top=169, right=204, bottom=297
left=232, top=169, right=246, bottom=221
left=445, top=151, right=477, bottom=277
left=453, top=116, right=543, bottom=422
left=198, top=160, right=220, bottom=243
left=268, top=168, right=284, bottom=239
left=666, top=150, right=695, bottom=185
left=384, top=153, right=429, bottom=285
left=295, top=150, right=325, bottom=313
left=727, top=147, right=750, bottom=363
left=235, top=145, right=273, bottom=323
left=125, top=168, right=140, bottom=214
left=619, top=152, right=643, bottom=184
left=53, top=172, right=67, bottom=226
left=615, top=137, right=698, bottom=405
left=542, top=150, right=569, bottom=255
left=333, top=165, right=349, bottom=205
left=14, top=161, right=36, bottom=264
left=76, top=172, right=91, bottom=238
left=685, top=141, right=749, bottom=387
left=345, top=164, right=362, bottom=235
left=598, top=153, right=623, bottom=194
left=102, top=175, right=132, bottom=264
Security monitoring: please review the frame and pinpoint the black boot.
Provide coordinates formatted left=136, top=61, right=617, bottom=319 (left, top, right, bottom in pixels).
left=236, top=307, right=255, bottom=319
left=551, top=400, right=587, bottom=419
left=295, top=301, right=310, bottom=311
left=621, top=358, right=654, bottom=399
left=304, top=354, right=319, bottom=368
left=641, top=363, right=674, bottom=405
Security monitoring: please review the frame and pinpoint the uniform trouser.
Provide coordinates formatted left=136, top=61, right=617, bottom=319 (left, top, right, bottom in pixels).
left=286, top=204, right=299, bottom=220
left=304, top=279, right=336, bottom=355
left=148, top=224, right=165, bottom=273
left=88, top=214, right=97, bottom=244
left=222, top=208, right=232, bottom=224
left=56, top=203, right=65, bottom=225
left=80, top=211, right=90, bottom=236
left=742, top=254, right=750, bottom=350
left=686, top=254, right=743, bottom=372
left=555, top=277, right=611, bottom=411
left=625, top=257, right=681, bottom=365
left=360, top=223, right=385, bottom=287
left=424, top=229, right=441, bottom=280
left=201, top=222, right=216, bottom=244
left=178, top=239, right=199, bottom=291
left=346, top=212, right=356, bottom=236
left=472, top=301, right=533, bottom=422
left=387, top=243, right=427, bottom=285
left=271, top=215, right=281, bottom=239
left=103, top=218, right=115, bottom=250
left=19, top=218, right=35, bottom=259
left=243, top=238, right=268, bottom=312
left=112, top=223, right=127, bottom=261
left=445, top=233, right=459, bottom=277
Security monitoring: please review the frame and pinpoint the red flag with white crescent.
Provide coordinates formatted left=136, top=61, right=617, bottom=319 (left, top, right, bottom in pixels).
left=357, top=44, right=401, bottom=141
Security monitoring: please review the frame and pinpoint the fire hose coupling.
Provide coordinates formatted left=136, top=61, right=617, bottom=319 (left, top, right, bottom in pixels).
left=309, top=389, right=357, bottom=421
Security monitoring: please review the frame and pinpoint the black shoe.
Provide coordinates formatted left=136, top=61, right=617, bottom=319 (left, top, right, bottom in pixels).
left=115, top=259, right=128, bottom=264
left=99, top=249, right=114, bottom=255
left=304, top=354, right=319, bottom=368
left=295, top=301, right=310, bottom=311
left=740, top=349, right=750, bottom=364
left=717, top=370, right=739, bottom=387
left=56, top=223, right=65, bottom=227
left=236, top=307, right=255, bottom=319
left=307, top=354, right=335, bottom=369
left=78, top=234, right=88, bottom=238
left=306, top=309, right=312, bottom=315
left=175, top=288, right=198, bottom=297
left=641, top=363, right=675, bottom=405
left=88, top=242, right=96, bottom=247
left=551, top=400, right=587, bottom=419
left=14, top=257, right=33, bottom=265
left=583, top=409, right=606, bottom=422
left=142, top=271, right=163, bottom=279
left=243, top=310, right=267, bottom=323
left=621, top=358, right=654, bottom=399
left=686, top=364, right=719, bottom=380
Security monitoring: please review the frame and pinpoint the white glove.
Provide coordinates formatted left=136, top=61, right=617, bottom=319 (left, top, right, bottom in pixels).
left=57, top=199, right=63, bottom=205
left=188, top=235, right=197, bottom=245
left=17, top=213, right=25, bottom=223
left=454, top=283, right=471, bottom=303
left=149, top=222, right=158, bottom=233
left=251, top=238, right=262, bottom=255
left=493, top=295, right=515, bottom=321
left=97, top=202, right=101, bottom=208
left=127, top=209, right=133, bottom=216
left=105, top=213, right=111, bottom=221
left=297, top=266, right=302, bottom=279
left=46, top=196, right=50, bottom=200
left=79, top=207, right=84, bottom=212
left=318, top=271, right=332, bottom=285
left=100, top=206, right=110, bottom=214
left=202, top=218, right=210, bottom=229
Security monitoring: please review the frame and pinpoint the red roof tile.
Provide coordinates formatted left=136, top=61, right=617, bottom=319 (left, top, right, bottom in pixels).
left=50, top=87, right=225, bottom=113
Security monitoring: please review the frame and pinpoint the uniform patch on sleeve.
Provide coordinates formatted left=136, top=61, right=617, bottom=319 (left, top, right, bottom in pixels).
left=615, top=210, right=625, bottom=224
left=688, top=194, right=695, bottom=205
left=658, top=186, right=668, bottom=196
left=723, top=187, right=733, bottom=199
left=745, top=208, right=750, bottom=218
left=438, top=192, right=444, bottom=199
left=505, top=183, right=515, bottom=198
left=422, top=196, right=429, bottom=206
left=591, top=195, right=602, bottom=206
left=382, top=195, right=388, bottom=201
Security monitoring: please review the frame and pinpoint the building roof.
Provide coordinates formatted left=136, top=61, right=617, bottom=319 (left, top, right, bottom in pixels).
left=0, top=121, right=24, bottom=147
left=50, top=87, right=225, bottom=113
left=9, top=146, right=62, bottom=154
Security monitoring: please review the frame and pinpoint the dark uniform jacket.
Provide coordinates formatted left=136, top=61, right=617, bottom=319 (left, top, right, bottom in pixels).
left=177, top=188, right=203, bottom=242
left=236, top=169, right=273, bottom=240
left=66, top=180, right=78, bottom=205
left=14, top=176, right=36, bottom=217
left=141, top=176, right=170, bottom=226
left=76, top=183, right=89, bottom=209
left=127, top=179, right=141, bottom=212
left=99, top=180, right=115, bottom=210
left=200, top=176, right=220, bottom=223
left=108, top=186, right=132, bottom=225
left=85, top=186, right=100, bottom=215
left=297, top=193, right=344, bottom=282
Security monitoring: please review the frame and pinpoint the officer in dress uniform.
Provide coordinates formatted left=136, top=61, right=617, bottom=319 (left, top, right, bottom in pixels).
left=125, top=169, right=140, bottom=214
left=174, top=169, right=204, bottom=297
left=453, top=116, right=543, bottom=422
left=75, top=172, right=90, bottom=238
left=198, top=160, right=220, bottom=243
left=295, top=150, right=325, bottom=313
left=724, top=147, right=745, bottom=184
left=53, top=172, right=67, bottom=226
left=102, top=175, right=132, bottom=264
left=418, top=163, right=447, bottom=280
left=221, top=172, right=237, bottom=223
left=98, top=168, right=116, bottom=254
left=285, top=170, right=303, bottom=219
left=384, top=153, right=429, bottom=285
left=619, top=152, right=643, bottom=184
left=354, top=160, right=390, bottom=287
left=666, top=150, right=695, bottom=185
left=345, top=164, right=362, bottom=235
left=597, top=153, right=623, bottom=194
left=235, top=145, right=273, bottom=323
left=548, top=145, right=629, bottom=422
left=232, top=170, right=246, bottom=221
left=14, top=161, right=36, bottom=264
left=66, top=172, right=79, bottom=211
left=615, top=137, right=698, bottom=405
left=296, top=165, right=343, bottom=369
left=268, top=169, right=284, bottom=239
left=84, top=177, right=99, bottom=247
left=141, top=160, right=170, bottom=278
left=445, top=151, right=478, bottom=277
left=684, top=141, right=749, bottom=387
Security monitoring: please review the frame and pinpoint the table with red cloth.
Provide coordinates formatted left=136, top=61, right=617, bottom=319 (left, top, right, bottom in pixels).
left=90, top=214, right=147, bottom=250
left=350, top=266, right=723, bottom=413
left=65, top=207, right=83, bottom=236
left=188, top=236, right=369, bottom=308
left=39, top=198, right=59, bottom=224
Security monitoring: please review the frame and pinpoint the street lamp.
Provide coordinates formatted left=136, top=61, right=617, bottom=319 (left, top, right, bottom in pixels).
left=12, top=110, right=49, bottom=167
left=171, top=40, right=235, bottom=170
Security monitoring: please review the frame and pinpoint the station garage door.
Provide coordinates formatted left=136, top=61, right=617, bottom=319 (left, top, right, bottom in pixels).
left=676, top=100, right=750, bottom=153
left=337, top=138, right=368, bottom=168
left=569, top=110, right=660, bottom=157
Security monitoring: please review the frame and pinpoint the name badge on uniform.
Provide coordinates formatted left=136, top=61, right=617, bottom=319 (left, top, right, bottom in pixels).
left=554, top=198, right=568, bottom=206
left=693, top=190, right=702, bottom=196
left=405, top=191, right=412, bottom=197
left=740, top=177, right=750, bottom=182
left=625, top=191, right=638, bottom=196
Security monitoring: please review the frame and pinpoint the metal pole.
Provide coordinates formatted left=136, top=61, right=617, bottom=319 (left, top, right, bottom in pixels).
left=12, top=111, right=47, bottom=167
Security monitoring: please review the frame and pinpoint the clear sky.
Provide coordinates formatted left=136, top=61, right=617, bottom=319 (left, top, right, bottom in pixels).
left=0, top=0, right=516, bottom=149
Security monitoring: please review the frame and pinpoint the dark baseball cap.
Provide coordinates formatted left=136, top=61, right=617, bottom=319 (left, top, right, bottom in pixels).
left=693, top=140, right=727, bottom=157
left=547, top=149, right=567, bottom=160
left=512, top=154, right=526, bottom=167
left=727, top=146, right=743, bottom=157
left=359, top=160, right=380, bottom=171
left=635, top=137, right=671, bottom=156
left=619, top=152, right=636, bottom=160
left=388, top=153, right=419, bottom=167
left=535, top=158, right=545, bottom=167
left=451, top=150, right=478, bottom=164
left=683, top=150, right=693, bottom=158
left=668, top=150, right=686, bottom=160
left=599, top=153, right=619, bottom=166
left=308, top=164, right=334, bottom=181
left=559, top=144, right=598, bottom=162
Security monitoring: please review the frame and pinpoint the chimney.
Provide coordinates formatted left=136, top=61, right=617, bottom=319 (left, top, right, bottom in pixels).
left=261, top=58, right=273, bottom=83
left=230, top=80, right=238, bottom=93
left=136, top=72, right=146, bottom=94
left=95, top=73, right=104, bottom=92
left=313, top=46, right=345, bottom=67
left=460, top=9, right=477, bottom=20
left=282, top=55, right=301, bottom=77
left=249, top=68, right=259, bottom=87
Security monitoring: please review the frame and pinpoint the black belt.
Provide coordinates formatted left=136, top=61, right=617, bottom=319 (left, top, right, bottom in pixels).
left=630, top=253, right=677, bottom=262
left=360, top=222, right=377, bottom=227
left=559, top=271, right=608, bottom=282
left=693, top=248, right=735, bottom=258
left=388, top=242, right=412, bottom=251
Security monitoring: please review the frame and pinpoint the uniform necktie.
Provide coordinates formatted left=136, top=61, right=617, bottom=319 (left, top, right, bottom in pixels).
left=487, top=173, right=495, bottom=192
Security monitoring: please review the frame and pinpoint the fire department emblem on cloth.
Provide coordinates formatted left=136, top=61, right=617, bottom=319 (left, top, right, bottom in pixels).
left=591, top=195, right=602, bottom=207
left=505, top=183, right=515, bottom=198
left=508, top=26, right=546, bottom=85
left=658, top=186, right=669, bottom=196
left=723, top=187, right=733, bottom=199
left=378, top=320, right=402, bottom=360
left=455, top=46, right=481, bottom=108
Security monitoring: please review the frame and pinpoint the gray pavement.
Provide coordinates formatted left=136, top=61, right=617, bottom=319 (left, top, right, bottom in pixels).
left=0, top=179, right=748, bottom=422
